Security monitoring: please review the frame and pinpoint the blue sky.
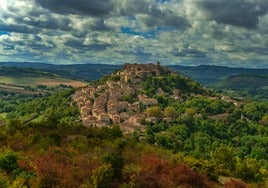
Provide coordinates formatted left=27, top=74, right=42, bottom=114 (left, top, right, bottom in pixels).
left=0, top=0, right=267, bottom=68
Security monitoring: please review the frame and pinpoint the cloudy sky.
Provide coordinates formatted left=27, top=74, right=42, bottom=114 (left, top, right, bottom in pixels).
left=0, top=0, right=267, bottom=67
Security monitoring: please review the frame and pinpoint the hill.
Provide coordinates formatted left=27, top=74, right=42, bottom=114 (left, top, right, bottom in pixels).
left=1, top=63, right=268, bottom=187
left=169, top=65, right=268, bottom=84
left=0, top=62, right=121, bottom=81
left=74, top=63, right=210, bottom=133
left=215, top=74, right=268, bottom=89
left=213, top=74, right=268, bottom=100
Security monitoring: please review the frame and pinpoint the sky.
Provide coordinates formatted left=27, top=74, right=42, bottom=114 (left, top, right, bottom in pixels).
left=0, top=0, right=267, bottom=68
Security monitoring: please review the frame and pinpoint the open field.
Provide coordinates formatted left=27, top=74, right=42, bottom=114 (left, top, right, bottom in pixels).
left=36, top=80, right=87, bottom=88
left=0, top=76, right=87, bottom=88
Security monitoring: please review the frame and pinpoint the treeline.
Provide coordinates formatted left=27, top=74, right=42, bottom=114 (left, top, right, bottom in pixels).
left=0, top=67, right=56, bottom=78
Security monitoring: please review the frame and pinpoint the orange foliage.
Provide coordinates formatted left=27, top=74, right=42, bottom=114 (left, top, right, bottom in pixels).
left=26, top=149, right=101, bottom=188
left=224, top=179, right=248, bottom=188
left=133, top=154, right=209, bottom=188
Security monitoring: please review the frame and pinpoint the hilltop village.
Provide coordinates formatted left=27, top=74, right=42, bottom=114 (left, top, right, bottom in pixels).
left=74, top=63, right=242, bottom=133
left=74, top=64, right=170, bottom=131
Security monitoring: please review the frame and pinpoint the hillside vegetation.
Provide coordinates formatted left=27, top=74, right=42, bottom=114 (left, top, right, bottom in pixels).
left=214, top=74, right=268, bottom=100
left=217, top=75, right=268, bottom=89
left=0, top=63, right=267, bottom=187
left=170, top=65, right=268, bottom=84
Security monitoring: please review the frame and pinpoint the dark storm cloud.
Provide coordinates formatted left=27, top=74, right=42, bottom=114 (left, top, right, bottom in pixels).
left=14, top=15, right=72, bottom=31
left=0, top=32, right=52, bottom=52
left=197, top=0, right=268, bottom=29
left=143, top=15, right=190, bottom=30
left=139, top=7, right=190, bottom=30
left=244, top=46, right=268, bottom=55
left=64, top=38, right=86, bottom=49
left=126, top=2, right=190, bottom=30
left=30, top=43, right=55, bottom=52
left=118, top=47, right=152, bottom=57
left=35, top=0, right=114, bottom=17
left=90, top=19, right=111, bottom=31
left=172, top=49, right=207, bottom=58
left=0, top=4, right=72, bottom=33
left=0, top=22, right=40, bottom=34
left=35, top=0, right=189, bottom=30
left=64, top=38, right=112, bottom=51
left=86, top=43, right=113, bottom=51
left=116, top=0, right=151, bottom=16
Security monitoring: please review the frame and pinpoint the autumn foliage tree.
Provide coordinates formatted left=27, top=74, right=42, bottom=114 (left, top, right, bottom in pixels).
left=134, top=154, right=209, bottom=188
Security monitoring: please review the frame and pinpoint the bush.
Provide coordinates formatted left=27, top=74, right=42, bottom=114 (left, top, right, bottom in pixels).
left=0, top=151, right=18, bottom=173
left=235, top=158, right=264, bottom=183
left=91, top=165, right=113, bottom=188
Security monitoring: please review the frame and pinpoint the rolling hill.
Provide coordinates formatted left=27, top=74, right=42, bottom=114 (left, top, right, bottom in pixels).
left=215, top=74, right=268, bottom=89
left=213, top=74, right=268, bottom=100
left=1, top=62, right=267, bottom=84
left=0, top=66, right=87, bottom=95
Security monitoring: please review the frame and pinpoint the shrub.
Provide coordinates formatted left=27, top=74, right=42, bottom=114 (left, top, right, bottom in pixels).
left=0, top=151, right=18, bottom=173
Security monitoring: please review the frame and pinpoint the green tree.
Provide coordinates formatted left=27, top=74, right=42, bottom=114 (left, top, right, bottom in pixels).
left=145, top=128, right=155, bottom=144
left=212, top=146, right=236, bottom=175
left=259, top=114, right=268, bottom=126
left=103, top=140, right=125, bottom=180
left=164, top=106, right=177, bottom=119
left=91, top=165, right=113, bottom=188
left=185, top=108, right=197, bottom=116
left=235, top=158, right=264, bottom=183
left=146, top=106, right=162, bottom=119
left=0, top=151, right=18, bottom=173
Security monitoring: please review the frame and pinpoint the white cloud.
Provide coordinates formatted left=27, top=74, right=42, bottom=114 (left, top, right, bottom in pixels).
left=0, top=0, right=266, bottom=67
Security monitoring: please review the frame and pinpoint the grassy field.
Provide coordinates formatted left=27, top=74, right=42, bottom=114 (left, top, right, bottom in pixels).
left=0, top=75, right=88, bottom=96
left=0, top=76, right=87, bottom=88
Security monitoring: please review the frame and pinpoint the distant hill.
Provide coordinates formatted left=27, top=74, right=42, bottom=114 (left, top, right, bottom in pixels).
left=0, top=66, right=56, bottom=78
left=0, top=62, right=121, bottom=81
left=213, top=74, right=268, bottom=100
left=0, top=66, right=87, bottom=95
left=169, top=65, right=268, bottom=84
left=1, top=62, right=267, bottom=84
left=215, top=74, right=268, bottom=89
